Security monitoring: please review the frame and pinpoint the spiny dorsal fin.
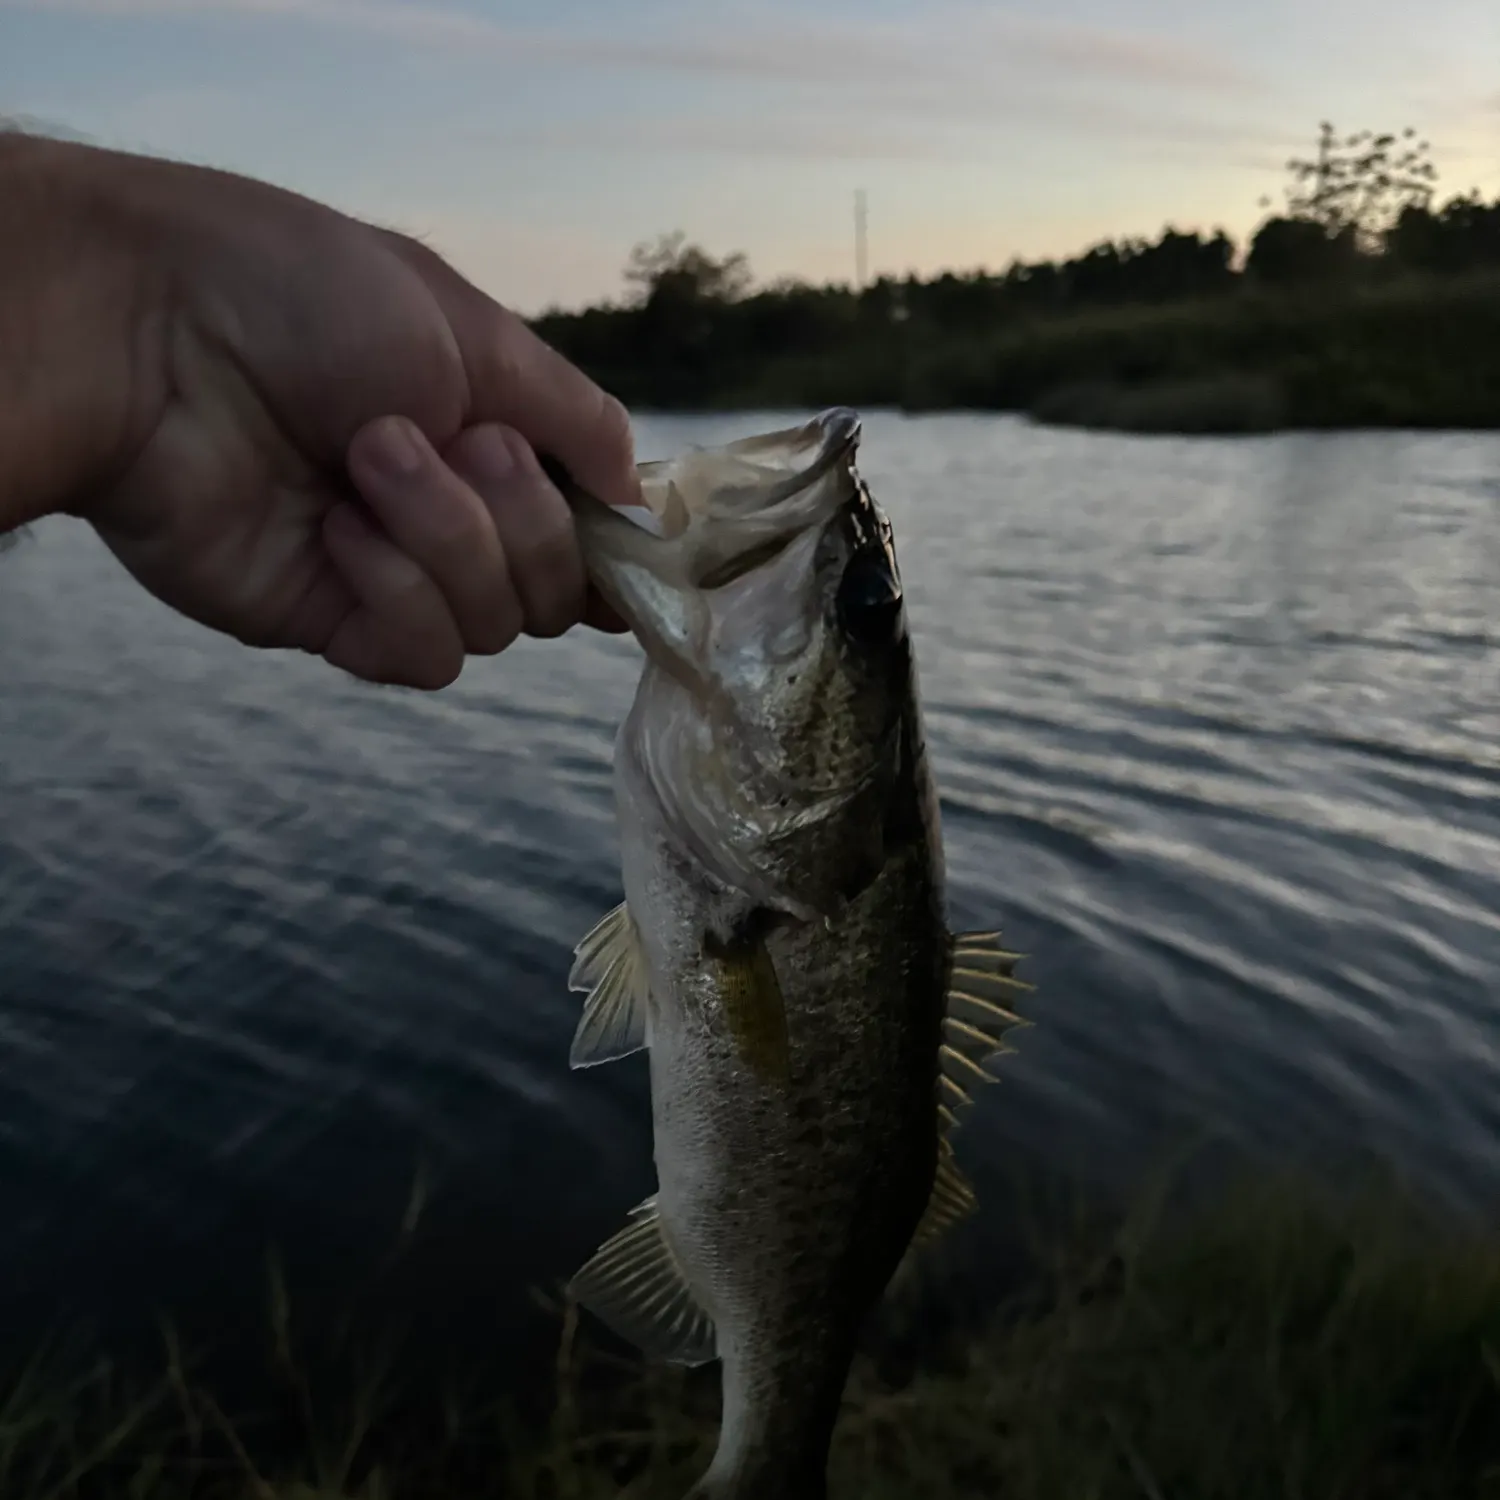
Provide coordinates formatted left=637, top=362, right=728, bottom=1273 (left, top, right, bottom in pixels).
left=939, top=928, right=1033, bottom=1137
left=912, top=1142, right=978, bottom=1249
left=568, top=902, right=650, bottom=1069
left=888, top=931, right=1035, bottom=1299
left=568, top=1196, right=718, bottom=1367
left=890, top=1144, right=978, bottom=1292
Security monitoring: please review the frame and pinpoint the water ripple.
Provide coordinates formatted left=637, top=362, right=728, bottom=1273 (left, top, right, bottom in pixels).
left=3, top=416, right=1500, bottom=1367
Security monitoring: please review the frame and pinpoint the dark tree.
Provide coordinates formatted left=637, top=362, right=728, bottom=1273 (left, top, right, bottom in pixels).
left=1246, top=216, right=1359, bottom=284
left=623, top=232, right=752, bottom=307
left=525, top=133, right=1499, bottom=419
left=1387, top=192, right=1500, bottom=273
left=1282, top=122, right=1438, bottom=251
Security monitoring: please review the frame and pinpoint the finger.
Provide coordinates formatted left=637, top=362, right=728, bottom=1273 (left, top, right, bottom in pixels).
left=347, top=414, right=523, bottom=655
left=383, top=234, right=642, bottom=512
left=321, top=501, right=465, bottom=689
left=583, top=586, right=629, bottom=634
left=445, top=424, right=587, bottom=640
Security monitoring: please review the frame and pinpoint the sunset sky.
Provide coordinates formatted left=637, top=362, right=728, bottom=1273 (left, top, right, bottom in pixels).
left=3, top=0, right=1496, bottom=314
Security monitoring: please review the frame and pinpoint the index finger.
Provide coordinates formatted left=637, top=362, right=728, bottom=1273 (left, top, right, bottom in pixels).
left=385, top=233, right=642, bottom=513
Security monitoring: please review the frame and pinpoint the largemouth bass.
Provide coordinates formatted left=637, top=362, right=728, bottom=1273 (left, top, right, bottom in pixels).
left=554, top=408, right=1032, bottom=1500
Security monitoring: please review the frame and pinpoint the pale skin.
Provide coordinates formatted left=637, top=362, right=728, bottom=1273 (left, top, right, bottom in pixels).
left=0, top=131, right=641, bottom=689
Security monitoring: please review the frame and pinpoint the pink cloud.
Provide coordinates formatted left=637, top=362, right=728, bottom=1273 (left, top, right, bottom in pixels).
left=7, top=0, right=1263, bottom=95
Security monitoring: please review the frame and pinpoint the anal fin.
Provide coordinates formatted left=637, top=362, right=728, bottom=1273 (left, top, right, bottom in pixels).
left=567, top=1196, right=718, bottom=1367
left=568, top=901, right=650, bottom=1069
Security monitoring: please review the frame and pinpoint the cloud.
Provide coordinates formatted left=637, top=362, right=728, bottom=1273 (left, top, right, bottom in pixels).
left=504, top=114, right=957, bottom=164
left=483, top=70, right=1275, bottom=171
left=7, top=0, right=1281, bottom=181
left=370, top=207, right=628, bottom=314
left=7, top=0, right=1274, bottom=170
left=5, top=0, right=515, bottom=50
left=0, top=111, right=98, bottom=141
left=969, top=13, right=1259, bottom=92
left=498, top=109, right=1267, bottom=171
left=6, top=0, right=1263, bottom=96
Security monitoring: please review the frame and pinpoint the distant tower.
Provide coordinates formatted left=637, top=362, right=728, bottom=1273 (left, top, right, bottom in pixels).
left=854, top=188, right=868, bottom=289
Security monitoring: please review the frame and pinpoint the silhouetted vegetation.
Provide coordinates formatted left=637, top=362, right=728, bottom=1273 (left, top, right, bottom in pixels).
left=531, top=124, right=1500, bottom=433
left=4, top=1172, right=1500, bottom=1496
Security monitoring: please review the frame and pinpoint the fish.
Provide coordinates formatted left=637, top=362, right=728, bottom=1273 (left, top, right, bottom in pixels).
left=551, top=408, right=1033, bottom=1500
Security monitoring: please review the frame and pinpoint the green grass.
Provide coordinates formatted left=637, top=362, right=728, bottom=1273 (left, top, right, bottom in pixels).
left=6, top=1172, right=1500, bottom=1498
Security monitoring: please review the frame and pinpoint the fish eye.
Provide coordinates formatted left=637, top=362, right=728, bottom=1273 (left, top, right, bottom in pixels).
left=836, top=549, right=903, bottom=646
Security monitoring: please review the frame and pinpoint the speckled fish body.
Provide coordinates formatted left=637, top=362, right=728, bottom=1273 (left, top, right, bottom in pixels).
left=556, top=409, right=1033, bottom=1500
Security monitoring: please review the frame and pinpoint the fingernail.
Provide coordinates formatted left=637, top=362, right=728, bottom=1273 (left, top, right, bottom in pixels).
left=461, top=425, right=517, bottom=487
left=362, top=416, right=425, bottom=479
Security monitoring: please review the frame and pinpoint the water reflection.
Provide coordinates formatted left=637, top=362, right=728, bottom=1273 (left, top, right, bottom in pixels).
left=2, top=413, right=1499, bottom=1381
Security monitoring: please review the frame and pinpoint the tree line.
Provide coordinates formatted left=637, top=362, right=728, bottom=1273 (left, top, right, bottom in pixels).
left=529, top=124, right=1500, bottom=426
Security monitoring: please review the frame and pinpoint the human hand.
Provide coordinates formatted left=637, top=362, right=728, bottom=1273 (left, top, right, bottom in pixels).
left=10, top=137, right=637, bottom=688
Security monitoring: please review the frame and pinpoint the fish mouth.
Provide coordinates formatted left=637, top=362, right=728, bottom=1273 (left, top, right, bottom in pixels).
left=551, top=408, right=866, bottom=660
left=638, top=406, right=863, bottom=543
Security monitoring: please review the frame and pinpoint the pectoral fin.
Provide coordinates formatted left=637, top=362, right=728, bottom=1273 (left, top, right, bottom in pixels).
left=704, top=928, right=790, bottom=1088
left=568, top=902, right=650, bottom=1068
left=568, top=1196, right=718, bottom=1367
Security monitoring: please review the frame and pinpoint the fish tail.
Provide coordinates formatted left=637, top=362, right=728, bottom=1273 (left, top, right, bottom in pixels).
left=683, top=1352, right=837, bottom=1500
left=685, top=1460, right=827, bottom=1500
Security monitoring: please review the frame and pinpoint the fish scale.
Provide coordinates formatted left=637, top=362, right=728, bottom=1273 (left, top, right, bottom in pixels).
left=553, top=409, right=1035, bottom=1500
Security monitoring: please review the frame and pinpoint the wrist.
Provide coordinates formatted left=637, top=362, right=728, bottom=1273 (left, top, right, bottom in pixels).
left=0, top=133, right=169, bottom=533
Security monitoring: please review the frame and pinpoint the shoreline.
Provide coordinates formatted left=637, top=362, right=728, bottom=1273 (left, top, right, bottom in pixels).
left=619, top=401, right=1500, bottom=438
left=537, top=270, right=1500, bottom=440
left=8, top=1165, right=1497, bottom=1497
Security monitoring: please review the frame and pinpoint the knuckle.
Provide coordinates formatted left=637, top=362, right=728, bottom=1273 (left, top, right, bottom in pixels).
left=378, top=228, right=472, bottom=311
left=383, top=556, right=438, bottom=611
left=593, top=388, right=634, bottom=467
left=518, top=528, right=585, bottom=638
left=379, top=584, right=466, bottom=687
left=383, top=227, right=443, bottom=275
left=427, top=484, right=496, bottom=556
left=496, top=423, right=538, bottom=474
left=408, top=641, right=464, bottom=690
left=485, top=306, right=530, bottom=393
left=466, top=587, right=524, bottom=656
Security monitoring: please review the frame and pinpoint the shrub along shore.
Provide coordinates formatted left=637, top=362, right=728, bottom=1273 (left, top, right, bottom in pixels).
left=541, top=271, right=1500, bottom=435
left=6, top=1170, right=1499, bottom=1497
left=530, top=151, right=1500, bottom=434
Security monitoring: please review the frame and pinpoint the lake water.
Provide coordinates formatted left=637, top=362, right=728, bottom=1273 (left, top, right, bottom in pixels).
left=3, top=412, right=1500, bottom=1389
